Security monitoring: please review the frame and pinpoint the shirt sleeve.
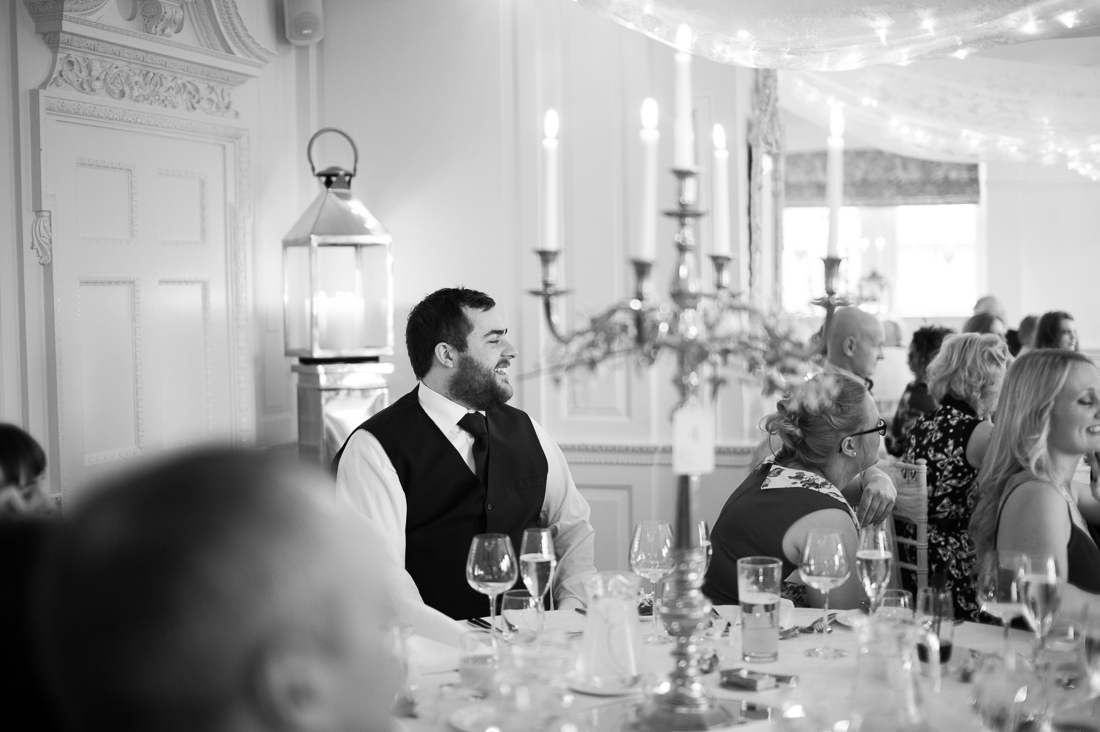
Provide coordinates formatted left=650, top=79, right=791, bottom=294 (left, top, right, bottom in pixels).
left=336, top=431, right=467, bottom=645
left=531, top=418, right=596, bottom=607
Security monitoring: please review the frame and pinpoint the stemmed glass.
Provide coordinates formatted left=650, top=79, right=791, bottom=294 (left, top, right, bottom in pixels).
left=519, top=527, right=557, bottom=632
left=466, top=533, right=518, bottom=643
left=977, top=550, right=1030, bottom=664
left=856, top=523, right=892, bottom=614
left=1022, top=555, right=1061, bottom=651
left=698, top=520, right=712, bottom=573
left=630, top=520, right=674, bottom=644
left=799, top=529, right=851, bottom=659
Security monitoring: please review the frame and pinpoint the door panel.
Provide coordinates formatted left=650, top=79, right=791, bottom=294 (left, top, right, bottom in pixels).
left=49, top=117, right=234, bottom=491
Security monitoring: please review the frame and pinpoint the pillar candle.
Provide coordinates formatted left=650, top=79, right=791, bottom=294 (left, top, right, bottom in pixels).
left=673, top=25, right=694, bottom=169
left=639, top=98, right=659, bottom=261
left=712, top=124, right=730, bottom=256
left=826, top=104, right=845, bottom=258
left=543, top=109, right=560, bottom=251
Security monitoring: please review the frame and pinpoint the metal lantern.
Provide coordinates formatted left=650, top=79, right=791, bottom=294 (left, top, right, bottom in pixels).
left=284, top=128, right=395, bottom=465
left=283, top=128, right=394, bottom=359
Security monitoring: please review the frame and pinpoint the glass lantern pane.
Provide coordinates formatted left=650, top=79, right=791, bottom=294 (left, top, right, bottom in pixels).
left=315, top=244, right=392, bottom=352
left=285, top=245, right=312, bottom=353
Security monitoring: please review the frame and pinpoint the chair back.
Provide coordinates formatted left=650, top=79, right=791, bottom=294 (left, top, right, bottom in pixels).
left=891, top=459, right=929, bottom=592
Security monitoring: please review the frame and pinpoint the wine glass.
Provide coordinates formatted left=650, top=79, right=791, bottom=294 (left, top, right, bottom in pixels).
left=466, top=533, right=518, bottom=643
left=698, top=520, right=713, bottom=573
left=1022, top=555, right=1061, bottom=651
left=520, top=527, right=556, bottom=632
left=856, top=524, right=892, bottom=614
left=630, top=520, right=674, bottom=644
left=799, top=528, right=851, bottom=659
left=977, top=550, right=1030, bottom=664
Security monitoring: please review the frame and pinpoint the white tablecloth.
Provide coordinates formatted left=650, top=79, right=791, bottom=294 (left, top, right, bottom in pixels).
left=402, top=607, right=1033, bottom=731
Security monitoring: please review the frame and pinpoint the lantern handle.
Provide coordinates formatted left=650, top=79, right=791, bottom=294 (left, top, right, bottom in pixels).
left=306, top=127, right=359, bottom=178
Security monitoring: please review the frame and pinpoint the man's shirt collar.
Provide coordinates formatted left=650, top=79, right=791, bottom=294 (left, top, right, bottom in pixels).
left=418, top=382, right=481, bottom=435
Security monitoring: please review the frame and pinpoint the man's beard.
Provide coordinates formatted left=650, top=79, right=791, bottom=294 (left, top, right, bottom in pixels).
left=450, top=353, right=513, bottom=411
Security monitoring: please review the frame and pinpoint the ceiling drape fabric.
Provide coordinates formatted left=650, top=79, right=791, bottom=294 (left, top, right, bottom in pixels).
left=579, top=0, right=1100, bottom=179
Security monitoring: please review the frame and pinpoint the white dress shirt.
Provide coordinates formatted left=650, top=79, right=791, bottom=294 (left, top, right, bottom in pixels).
left=336, top=383, right=596, bottom=609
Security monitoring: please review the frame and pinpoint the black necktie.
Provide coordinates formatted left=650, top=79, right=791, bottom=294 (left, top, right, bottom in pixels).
left=458, top=412, right=489, bottom=487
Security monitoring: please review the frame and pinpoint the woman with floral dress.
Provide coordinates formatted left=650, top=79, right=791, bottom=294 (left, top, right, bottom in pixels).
left=900, top=333, right=1010, bottom=620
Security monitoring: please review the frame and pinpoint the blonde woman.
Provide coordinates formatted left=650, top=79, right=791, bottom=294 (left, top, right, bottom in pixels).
left=900, top=333, right=1010, bottom=620
left=970, top=350, right=1100, bottom=613
left=703, top=374, right=884, bottom=609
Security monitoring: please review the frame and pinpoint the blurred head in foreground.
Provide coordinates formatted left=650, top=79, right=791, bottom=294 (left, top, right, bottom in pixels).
left=34, top=448, right=400, bottom=732
left=0, top=423, right=49, bottom=516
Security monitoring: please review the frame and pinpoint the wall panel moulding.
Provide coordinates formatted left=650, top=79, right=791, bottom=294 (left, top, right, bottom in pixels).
left=24, top=0, right=274, bottom=117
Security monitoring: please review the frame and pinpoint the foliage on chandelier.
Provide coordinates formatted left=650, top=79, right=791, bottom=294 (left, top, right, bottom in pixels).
left=545, top=290, right=815, bottom=401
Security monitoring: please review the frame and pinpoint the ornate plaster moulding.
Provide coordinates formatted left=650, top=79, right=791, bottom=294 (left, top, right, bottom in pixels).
left=24, top=0, right=273, bottom=82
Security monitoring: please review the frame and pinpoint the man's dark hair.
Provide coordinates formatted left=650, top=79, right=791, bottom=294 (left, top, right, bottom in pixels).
left=962, top=311, right=1004, bottom=335
left=1035, top=310, right=1075, bottom=350
left=909, top=325, right=953, bottom=379
left=0, top=423, right=46, bottom=488
left=406, top=287, right=496, bottom=379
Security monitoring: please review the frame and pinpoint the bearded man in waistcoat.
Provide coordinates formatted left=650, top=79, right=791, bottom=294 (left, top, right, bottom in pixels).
left=334, top=287, right=596, bottom=620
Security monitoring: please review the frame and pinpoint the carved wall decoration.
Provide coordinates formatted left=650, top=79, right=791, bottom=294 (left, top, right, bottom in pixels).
left=138, top=0, right=192, bottom=37
left=32, top=210, right=53, bottom=265
left=50, top=53, right=235, bottom=116
left=24, top=0, right=110, bottom=19
left=785, top=149, right=980, bottom=207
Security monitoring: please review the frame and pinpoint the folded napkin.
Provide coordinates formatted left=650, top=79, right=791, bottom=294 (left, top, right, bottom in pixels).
left=406, top=634, right=460, bottom=675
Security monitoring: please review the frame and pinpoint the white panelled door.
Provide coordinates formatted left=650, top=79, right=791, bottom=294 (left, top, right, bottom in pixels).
left=43, top=105, right=244, bottom=494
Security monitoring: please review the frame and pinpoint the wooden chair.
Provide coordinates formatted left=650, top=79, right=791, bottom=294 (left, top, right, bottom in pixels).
left=891, top=458, right=929, bottom=592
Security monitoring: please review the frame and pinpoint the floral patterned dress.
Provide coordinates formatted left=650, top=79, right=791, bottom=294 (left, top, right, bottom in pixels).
left=900, top=394, right=982, bottom=620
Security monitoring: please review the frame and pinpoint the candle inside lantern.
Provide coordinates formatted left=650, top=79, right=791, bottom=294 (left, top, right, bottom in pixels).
left=712, top=124, right=730, bottom=256
left=639, top=98, right=660, bottom=261
left=543, top=109, right=560, bottom=252
left=826, top=104, right=845, bottom=258
left=316, top=290, right=365, bottom=351
left=673, top=25, right=694, bottom=169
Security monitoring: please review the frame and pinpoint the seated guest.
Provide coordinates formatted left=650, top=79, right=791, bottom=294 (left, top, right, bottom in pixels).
left=888, top=325, right=953, bottom=457
left=1015, top=314, right=1038, bottom=357
left=334, top=287, right=595, bottom=619
left=703, top=374, right=878, bottom=610
left=963, top=310, right=1007, bottom=340
left=0, top=423, right=50, bottom=515
left=900, top=333, right=1010, bottom=620
left=33, top=449, right=404, bottom=732
left=1035, top=310, right=1078, bottom=351
left=970, top=350, right=1100, bottom=615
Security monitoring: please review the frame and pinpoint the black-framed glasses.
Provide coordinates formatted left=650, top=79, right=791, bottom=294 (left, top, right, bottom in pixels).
left=847, top=418, right=887, bottom=439
left=838, top=419, right=887, bottom=453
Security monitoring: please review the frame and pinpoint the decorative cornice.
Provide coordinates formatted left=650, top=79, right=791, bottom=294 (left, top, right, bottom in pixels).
left=44, top=96, right=246, bottom=139
left=49, top=52, right=235, bottom=116
left=205, top=0, right=275, bottom=63
left=31, top=210, right=53, bottom=265
left=138, top=0, right=193, bottom=37
left=24, top=0, right=109, bottom=19
left=45, top=32, right=250, bottom=86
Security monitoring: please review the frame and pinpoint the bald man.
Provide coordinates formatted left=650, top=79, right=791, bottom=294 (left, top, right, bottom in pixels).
left=824, top=307, right=886, bottom=389
left=33, top=449, right=411, bottom=732
left=821, top=307, right=896, bottom=525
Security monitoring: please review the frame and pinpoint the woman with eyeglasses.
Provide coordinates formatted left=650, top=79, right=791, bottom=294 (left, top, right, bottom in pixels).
left=702, top=374, right=884, bottom=609
left=899, top=333, right=1011, bottom=620
left=0, top=423, right=49, bottom=516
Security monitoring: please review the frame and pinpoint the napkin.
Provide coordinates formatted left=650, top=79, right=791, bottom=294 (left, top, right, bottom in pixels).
left=406, top=633, right=460, bottom=675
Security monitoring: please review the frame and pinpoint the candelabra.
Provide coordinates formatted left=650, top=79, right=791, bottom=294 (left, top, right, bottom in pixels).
left=530, top=165, right=741, bottom=730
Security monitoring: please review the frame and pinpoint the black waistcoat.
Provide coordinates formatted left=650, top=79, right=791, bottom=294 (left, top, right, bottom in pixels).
left=333, top=387, right=548, bottom=620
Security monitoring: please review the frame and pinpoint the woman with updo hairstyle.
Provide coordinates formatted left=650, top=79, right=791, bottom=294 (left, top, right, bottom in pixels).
left=702, top=374, right=884, bottom=609
left=1034, top=310, right=1078, bottom=352
left=898, top=333, right=1010, bottom=620
left=963, top=311, right=1007, bottom=340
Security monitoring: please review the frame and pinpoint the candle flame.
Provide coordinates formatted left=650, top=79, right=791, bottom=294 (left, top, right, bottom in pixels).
left=675, top=24, right=692, bottom=52
left=830, top=104, right=845, bottom=137
left=712, top=124, right=726, bottom=151
left=641, top=98, right=658, bottom=130
left=544, top=109, right=559, bottom=140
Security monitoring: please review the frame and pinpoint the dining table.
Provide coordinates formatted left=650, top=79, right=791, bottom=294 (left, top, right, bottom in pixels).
left=399, top=605, right=1062, bottom=732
